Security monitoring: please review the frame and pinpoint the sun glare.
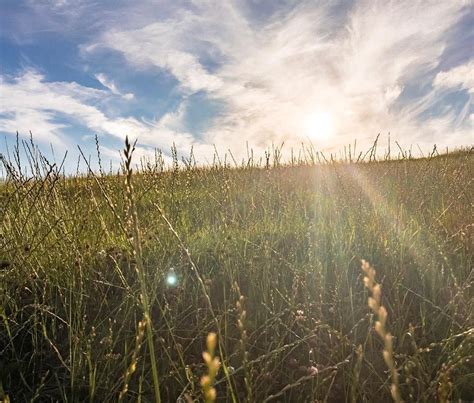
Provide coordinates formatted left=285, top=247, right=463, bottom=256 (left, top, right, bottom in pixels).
left=303, top=111, right=334, bottom=142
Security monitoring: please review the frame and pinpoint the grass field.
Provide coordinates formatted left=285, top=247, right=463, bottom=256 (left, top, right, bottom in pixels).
left=0, top=139, right=473, bottom=402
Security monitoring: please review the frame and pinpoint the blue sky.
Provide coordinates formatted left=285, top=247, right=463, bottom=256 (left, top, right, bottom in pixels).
left=0, top=0, right=472, bottom=168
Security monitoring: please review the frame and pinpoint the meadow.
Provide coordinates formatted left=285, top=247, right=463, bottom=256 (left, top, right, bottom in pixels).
left=0, top=138, right=472, bottom=402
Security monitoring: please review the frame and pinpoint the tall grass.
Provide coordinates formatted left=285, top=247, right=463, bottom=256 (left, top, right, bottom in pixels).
left=0, top=137, right=472, bottom=402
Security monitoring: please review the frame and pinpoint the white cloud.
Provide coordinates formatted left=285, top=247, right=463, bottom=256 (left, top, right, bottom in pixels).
left=0, top=70, right=105, bottom=145
left=0, top=70, right=214, bottom=158
left=84, top=0, right=472, bottom=156
left=433, top=60, right=474, bottom=94
left=95, top=73, right=135, bottom=100
left=3, top=0, right=472, bottom=163
left=94, top=18, right=223, bottom=93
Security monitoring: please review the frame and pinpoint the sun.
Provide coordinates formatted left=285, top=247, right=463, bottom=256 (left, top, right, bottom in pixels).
left=303, top=111, right=334, bottom=141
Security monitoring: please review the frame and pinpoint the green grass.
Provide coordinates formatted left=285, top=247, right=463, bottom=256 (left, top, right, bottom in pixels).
left=0, top=140, right=473, bottom=402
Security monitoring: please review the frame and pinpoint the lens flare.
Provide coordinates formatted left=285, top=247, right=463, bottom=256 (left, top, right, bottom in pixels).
left=303, top=111, right=334, bottom=141
left=166, top=268, right=178, bottom=286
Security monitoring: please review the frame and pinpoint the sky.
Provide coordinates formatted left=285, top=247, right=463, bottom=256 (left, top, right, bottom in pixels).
left=0, top=0, right=473, bottom=169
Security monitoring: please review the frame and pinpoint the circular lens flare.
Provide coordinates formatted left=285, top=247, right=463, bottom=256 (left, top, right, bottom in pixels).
left=166, top=269, right=178, bottom=286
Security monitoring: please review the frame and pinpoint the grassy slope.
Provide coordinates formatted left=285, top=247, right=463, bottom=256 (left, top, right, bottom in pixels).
left=1, top=148, right=473, bottom=402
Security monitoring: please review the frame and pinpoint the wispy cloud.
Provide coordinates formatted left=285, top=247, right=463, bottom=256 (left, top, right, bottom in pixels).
left=1, top=0, right=472, bottom=163
left=95, top=73, right=134, bottom=100
left=89, top=21, right=223, bottom=94
left=433, top=60, right=474, bottom=94
left=0, top=70, right=105, bottom=146
left=84, top=0, right=472, bottom=155
left=0, top=70, right=212, bottom=156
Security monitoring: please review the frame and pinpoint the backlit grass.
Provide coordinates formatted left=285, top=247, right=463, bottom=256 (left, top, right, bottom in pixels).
left=0, top=139, right=472, bottom=402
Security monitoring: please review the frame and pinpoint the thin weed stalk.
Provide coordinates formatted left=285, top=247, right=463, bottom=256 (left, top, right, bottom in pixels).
left=124, top=136, right=162, bottom=403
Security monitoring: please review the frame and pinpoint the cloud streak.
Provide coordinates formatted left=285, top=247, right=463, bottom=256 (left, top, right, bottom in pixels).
left=95, top=73, right=135, bottom=100
left=0, top=70, right=215, bottom=159
left=1, top=0, right=472, bottom=164
left=84, top=0, right=472, bottom=155
left=434, top=60, right=474, bottom=94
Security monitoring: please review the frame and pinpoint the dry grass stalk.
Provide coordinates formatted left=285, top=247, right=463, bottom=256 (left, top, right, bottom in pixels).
left=118, top=318, right=146, bottom=402
left=235, top=284, right=253, bottom=402
left=361, top=259, right=403, bottom=403
left=124, top=136, right=162, bottom=403
left=201, top=332, right=221, bottom=403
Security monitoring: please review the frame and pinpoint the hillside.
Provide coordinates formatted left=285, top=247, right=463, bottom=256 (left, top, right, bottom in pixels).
left=1, top=145, right=473, bottom=402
